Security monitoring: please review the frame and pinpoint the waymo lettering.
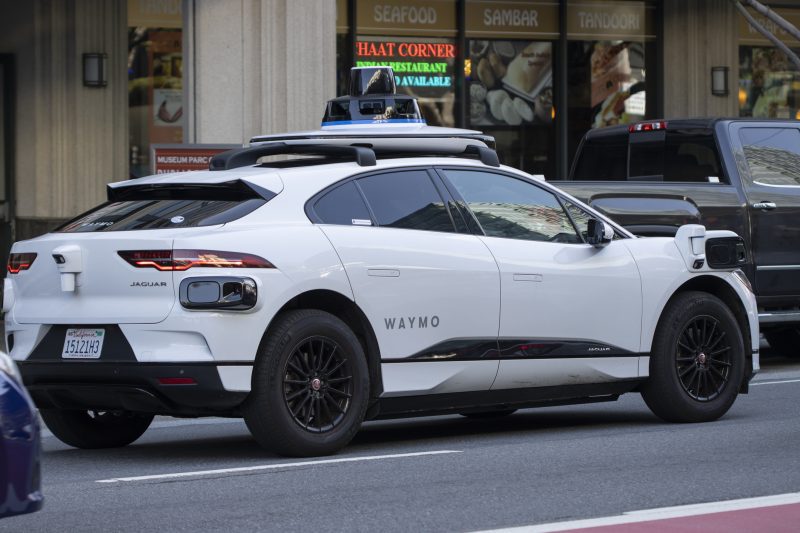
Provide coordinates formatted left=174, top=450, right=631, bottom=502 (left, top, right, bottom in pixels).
left=384, top=315, right=440, bottom=329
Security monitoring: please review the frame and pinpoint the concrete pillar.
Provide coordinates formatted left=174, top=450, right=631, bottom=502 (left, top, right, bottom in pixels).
left=189, top=0, right=337, bottom=144
left=0, top=0, right=127, bottom=237
left=662, top=0, right=739, bottom=117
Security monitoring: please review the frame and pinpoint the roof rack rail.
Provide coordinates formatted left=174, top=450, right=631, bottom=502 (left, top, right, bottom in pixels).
left=209, top=142, right=377, bottom=170
left=367, top=144, right=500, bottom=167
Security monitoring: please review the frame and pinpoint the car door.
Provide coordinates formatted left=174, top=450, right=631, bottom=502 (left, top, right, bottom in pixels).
left=438, top=167, right=643, bottom=391
left=732, top=124, right=800, bottom=301
left=310, top=168, right=501, bottom=396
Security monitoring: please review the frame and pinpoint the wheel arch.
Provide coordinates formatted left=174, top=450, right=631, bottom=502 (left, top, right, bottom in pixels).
left=260, top=289, right=383, bottom=403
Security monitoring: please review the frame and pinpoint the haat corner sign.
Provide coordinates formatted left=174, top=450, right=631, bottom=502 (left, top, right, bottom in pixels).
left=355, top=40, right=456, bottom=95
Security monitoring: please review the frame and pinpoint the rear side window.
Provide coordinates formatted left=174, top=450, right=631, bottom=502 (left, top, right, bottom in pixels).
left=740, top=127, right=800, bottom=186
left=57, top=198, right=266, bottom=232
left=313, top=181, right=372, bottom=225
left=357, top=170, right=455, bottom=233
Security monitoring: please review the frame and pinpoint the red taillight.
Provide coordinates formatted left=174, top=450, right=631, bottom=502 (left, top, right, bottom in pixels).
left=629, top=120, right=668, bottom=133
left=7, top=253, right=37, bottom=274
left=118, top=250, right=274, bottom=271
left=158, top=377, right=197, bottom=385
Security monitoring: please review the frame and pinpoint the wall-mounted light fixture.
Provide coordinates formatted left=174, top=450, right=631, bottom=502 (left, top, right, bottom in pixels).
left=82, top=53, right=107, bottom=87
left=711, top=66, right=729, bottom=97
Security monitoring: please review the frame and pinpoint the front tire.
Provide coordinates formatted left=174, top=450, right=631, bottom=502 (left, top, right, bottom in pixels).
left=40, top=409, right=153, bottom=449
left=641, top=291, right=744, bottom=423
left=244, top=309, right=369, bottom=457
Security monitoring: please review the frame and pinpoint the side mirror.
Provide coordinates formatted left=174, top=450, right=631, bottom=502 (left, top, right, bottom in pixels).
left=587, top=219, right=614, bottom=248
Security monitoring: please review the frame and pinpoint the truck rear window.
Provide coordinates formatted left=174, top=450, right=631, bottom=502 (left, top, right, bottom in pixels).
left=56, top=198, right=266, bottom=232
left=573, top=128, right=725, bottom=183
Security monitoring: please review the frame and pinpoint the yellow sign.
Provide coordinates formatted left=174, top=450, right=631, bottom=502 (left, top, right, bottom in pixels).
left=567, top=1, right=655, bottom=40
left=128, top=0, right=182, bottom=28
left=357, top=0, right=457, bottom=37
left=465, top=1, right=558, bottom=38
left=738, top=8, right=800, bottom=45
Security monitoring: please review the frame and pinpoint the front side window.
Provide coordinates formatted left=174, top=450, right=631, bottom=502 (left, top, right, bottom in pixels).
left=357, top=170, right=455, bottom=233
left=443, top=169, right=580, bottom=243
left=740, top=127, right=800, bottom=186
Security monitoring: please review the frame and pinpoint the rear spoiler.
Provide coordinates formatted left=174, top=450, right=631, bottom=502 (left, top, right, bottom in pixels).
left=107, top=179, right=277, bottom=202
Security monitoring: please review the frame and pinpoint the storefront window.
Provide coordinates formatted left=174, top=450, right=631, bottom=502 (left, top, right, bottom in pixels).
left=465, top=1, right=558, bottom=176
left=127, top=0, right=183, bottom=178
left=355, top=0, right=457, bottom=126
left=738, top=8, right=800, bottom=119
left=336, top=0, right=661, bottom=180
left=566, top=1, right=656, bottom=168
left=355, top=37, right=457, bottom=126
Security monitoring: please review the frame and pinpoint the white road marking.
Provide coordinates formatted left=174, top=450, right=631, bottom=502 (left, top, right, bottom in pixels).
left=473, top=492, right=800, bottom=532
left=751, top=378, right=800, bottom=386
left=96, top=450, right=462, bottom=484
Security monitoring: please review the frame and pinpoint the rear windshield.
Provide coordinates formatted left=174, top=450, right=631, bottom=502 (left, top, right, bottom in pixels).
left=56, top=198, right=266, bottom=232
left=572, top=128, right=725, bottom=183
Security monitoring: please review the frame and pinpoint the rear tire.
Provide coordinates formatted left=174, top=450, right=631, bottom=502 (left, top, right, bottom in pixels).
left=40, top=409, right=153, bottom=449
left=244, top=309, right=369, bottom=457
left=641, top=291, right=744, bottom=423
left=765, top=328, right=800, bottom=357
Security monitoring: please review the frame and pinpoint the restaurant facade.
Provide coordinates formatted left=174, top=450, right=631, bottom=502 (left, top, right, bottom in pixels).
left=0, top=0, right=799, bottom=254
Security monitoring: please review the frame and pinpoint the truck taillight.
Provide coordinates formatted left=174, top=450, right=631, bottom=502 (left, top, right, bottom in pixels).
left=118, top=250, right=274, bottom=271
left=7, top=253, right=37, bottom=274
left=629, top=121, right=667, bottom=133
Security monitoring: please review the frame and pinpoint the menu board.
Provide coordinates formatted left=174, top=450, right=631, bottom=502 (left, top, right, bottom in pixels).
left=356, top=37, right=456, bottom=126
left=467, top=40, right=553, bottom=127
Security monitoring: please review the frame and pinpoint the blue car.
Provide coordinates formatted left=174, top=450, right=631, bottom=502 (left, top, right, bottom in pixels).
left=0, top=350, right=42, bottom=518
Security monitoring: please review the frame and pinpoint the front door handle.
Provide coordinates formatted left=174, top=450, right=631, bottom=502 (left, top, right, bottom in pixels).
left=752, top=201, right=777, bottom=210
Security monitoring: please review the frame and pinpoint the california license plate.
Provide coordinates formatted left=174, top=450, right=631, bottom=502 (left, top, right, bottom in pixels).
left=62, top=328, right=105, bottom=359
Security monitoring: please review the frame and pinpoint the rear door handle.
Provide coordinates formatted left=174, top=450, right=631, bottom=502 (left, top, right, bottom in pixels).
left=752, top=201, right=777, bottom=210
left=367, top=268, right=400, bottom=277
left=513, top=273, right=543, bottom=282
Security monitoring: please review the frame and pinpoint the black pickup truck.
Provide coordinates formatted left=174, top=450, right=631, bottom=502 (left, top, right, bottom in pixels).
left=558, top=118, right=800, bottom=354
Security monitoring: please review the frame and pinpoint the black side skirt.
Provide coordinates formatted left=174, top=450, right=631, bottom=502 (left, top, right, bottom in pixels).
left=372, top=380, right=643, bottom=420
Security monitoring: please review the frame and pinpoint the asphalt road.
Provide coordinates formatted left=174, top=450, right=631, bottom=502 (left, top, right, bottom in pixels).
left=4, top=348, right=800, bottom=532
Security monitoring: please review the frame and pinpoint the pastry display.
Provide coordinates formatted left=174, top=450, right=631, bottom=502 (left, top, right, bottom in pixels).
left=502, top=42, right=552, bottom=98
left=468, top=40, right=553, bottom=127
left=590, top=41, right=632, bottom=108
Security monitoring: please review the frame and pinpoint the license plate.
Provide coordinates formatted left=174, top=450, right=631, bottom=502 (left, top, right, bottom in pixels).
left=62, top=328, right=105, bottom=359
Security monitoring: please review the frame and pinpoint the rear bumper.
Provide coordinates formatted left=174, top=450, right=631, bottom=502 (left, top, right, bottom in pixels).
left=19, top=362, right=248, bottom=417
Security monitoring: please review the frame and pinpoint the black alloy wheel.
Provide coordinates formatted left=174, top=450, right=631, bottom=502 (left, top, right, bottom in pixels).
left=675, top=315, right=732, bottom=402
left=641, top=291, right=744, bottom=423
left=283, top=336, right=353, bottom=433
left=244, top=309, right=369, bottom=457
